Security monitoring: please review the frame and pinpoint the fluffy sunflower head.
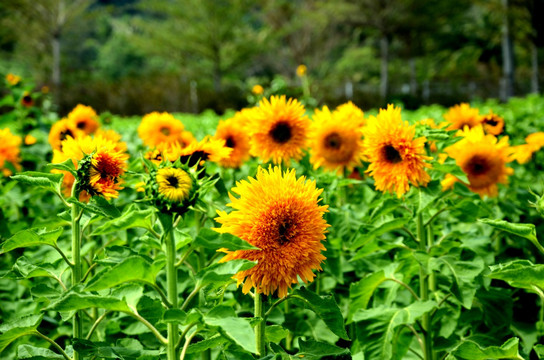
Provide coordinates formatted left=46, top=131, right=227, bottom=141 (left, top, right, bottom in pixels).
left=215, top=166, right=329, bottom=298
left=442, top=125, right=514, bottom=197
left=48, top=119, right=85, bottom=151
left=138, top=112, right=186, bottom=148
left=67, top=104, right=100, bottom=135
left=247, top=95, right=309, bottom=164
left=146, top=164, right=198, bottom=215
left=362, top=105, right=432, bottom=197
left=309, top=106, right=365, bottom=173
left=444, top=103, right=481, bottom=131
left=480, top=111, right=505, bottom=136
left=213, top=116, right=251, bottom=168
left=0, top=128, right=22, bottom=176
left=333, top=101, right=365, bottom=127
left=95, top=129, right=128, bottom=153
left=168, top=137, right=232, bottom=171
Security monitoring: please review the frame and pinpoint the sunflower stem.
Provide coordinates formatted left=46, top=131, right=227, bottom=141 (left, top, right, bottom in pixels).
left=255, top=293, right=266, bottom=357
left=417, top=212, right=432, bottom=360
left=71, top=198, right=82, bottom=360
left=165, top=218, right=179, bottom=360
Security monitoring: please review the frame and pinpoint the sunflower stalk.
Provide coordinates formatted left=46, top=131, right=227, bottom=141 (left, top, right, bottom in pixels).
left=255, top=293, right=266, bottom=357
left=165, top=216, right=179, bottom=360
left=417, top=212, right=432, bottom=360
left=71, top=189, right=83, bottom=360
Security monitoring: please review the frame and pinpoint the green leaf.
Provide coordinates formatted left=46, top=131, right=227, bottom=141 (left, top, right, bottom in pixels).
left=297, top=339, right=350, bottom=360
left=85, top=256, right=164, bottom=291
left=535, top=344, right=544, bottom=359
left=197, top=259, right=255, bottom=289
left=17, top=344, right=65, bottom=359
left=451, top=337, right=522, bottom=359
left=186, top=334, right=228, bottom=354
left=351, top=218, right=410, bottom=250
left=265, top=325, right=289, bottom=343
left=291, top=287, right=349, bottom=340
left=67, top=197, right=120, bottom=219
left=0, top=314, right=43, bottom=353
left=0, top=227, right=63, bottom=254
left=162, top=309, right=187, bottom=324
left=10, top=171, right=63, bottom=193
left=488, top=260, right=544, bottom=291
left=73, top=338, right=161, bottom=359
left=195, top=228, right=259, bottom=250
left=348, top=271, right=387, bottom=323
left=91, top=205, right=154, bottom=235
left=45, top=159, right=76, bottom=176
left=479, top=218, right=543, bottom=254
left=204, top=312, right=257, bottom=354
left=48, top=292, right=130, bottom=312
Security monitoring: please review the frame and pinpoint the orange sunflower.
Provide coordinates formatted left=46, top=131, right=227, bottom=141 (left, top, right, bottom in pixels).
left=213, top=116, right=251, bottom=168
left=167, top=136, right=232, bottom=170
left=67, top=104, right=100, bottom=135
left=247, top=95, right=309, bottom=164
left=48, top=119, right=85, bottom=151
left=308, top=106, right=365, bottom=173
left=362, top=105, right=431, bottom=197
left=21, top=92, right=33, bottom=107
left=6, top=73, right=21, bottom=86
left=480, top=111, right=505, bottom=136
left=138, top=112, right=187, bottom=148
left=0, top=128, right=22, bottom=176
left=442, top=125, right=513, bottom=197
left=444, top=103, right=481, bottom=131
left=333, top=101, right=365, bottom=127
left=214, top=166, right=329, bottom=298
left=510, top=131, right=544, bottom=164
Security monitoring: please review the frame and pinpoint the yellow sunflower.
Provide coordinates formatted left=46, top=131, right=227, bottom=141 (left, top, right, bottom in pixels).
left=526, top=131, right=544, bottom=148
left=156, top=167, right=193, bottom=202
left=333, top=101, right=365, bottom=127
left=214, top=166, right=329, bottom=298
left=296, top=64, right=307, bottom=77
left=167, top=136, right=232, bottom=169
left=444, top=103, right=481, bottom=131
left=213, top=116, right=251, bottom=168
left=6, top=73, right=21, bottom=86
left=247, top=95, right=309, bottom=164
left=510, top=131, right=544, bottom=164
left=51, top=149, right=91, bottom=202
left=67, top=104, right=100, bottom=135
left=95, top=129, right=127, bottom=153
left=24, top=134, right=37, bottom=146
left=362, top=105, right=431, bottom=197
left=48, top=119, right=85, bottom=151
left=480, top=111, right=505, bottom=136
left=21, top=92, right=33, bottom=108
left=138, top=112, right=186, bottom=148
left=309, top=106, right=365, bottom=173
left=146, top=165, right=198, bottom=215
left=442, top=125, right=513, bottom=197
left=252, top=85, right=264, bottom=95
left=0, top=128, right=22, bottom=176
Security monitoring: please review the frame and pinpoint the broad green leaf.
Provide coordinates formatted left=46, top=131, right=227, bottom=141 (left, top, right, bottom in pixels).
left=535, top=344, right=544, bottom=359
left=10, top=257, right=66, bottom=280
left=85, top=256, right=164, bottom=291
left=186, top=334, right=228, bottom=354
left=417, top=181, right=442, bottom=213
left=91, top=206, right=154, bottom=235
left=17, top=344, right=65, bottom=359
left=488, top=260, right=544, bottom=291
left=197, top=259, right=255, bottom=289
left=265, top=325, right=289, bottom=343
left=291, top=287, right=349, bottom=340
left=351, top=218, right=410, bottom=250
left=67, top=197, right=120, bottom=219
left=479, top=218, right=543, bottom=254
left=451, top=337, right=522, bottom=359
left=48, top=292, right=130, bottom=312
left=11, top=172, right=63, bottom=193
left=45, top=159, right=76, bottom=176
left=297, top=339, right=350, bottom=360
left=73, top=338, right=161, bottom=358
left=162, top=309, right=187, bottom=324
left=348, top=271, right=387, bottom=323
left=0, top=314, right=43, bottom=353
left=1, top=227, right=63, bottom=254
left=204, top=313, right=257, bottom=354
left=195, top=228, right=259, bottom=250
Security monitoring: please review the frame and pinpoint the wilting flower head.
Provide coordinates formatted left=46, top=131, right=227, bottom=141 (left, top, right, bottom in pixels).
left=213, top=115, right=251, bottom=168
left=138, top=112, right=187, bottom=148
left=0, top=128, right=22, bottom=176
left=442, top=125, right=513, bottom=197
left=296, top=64, right=307, bottom=77
left=444, top=103, right=481, bottom=131
left=67, top=104, right=100, bottom=135
left=146, top=164, right=198, bottom=215
left=252, top=85, right=264, bottom=95
left=48, top=119, right=85, bottom=151
left=21, top=92, right=33, bottom=107
left=362, top=105, right=431, bottom=197
left=6, top=73, right=21, bottom=86
left=309, top=106, right=365, bottom=174
left=215, top=166, right=329, bottom=298
left=247, top=95, right=309, bottom=165
left=480, top=111, right=505, bottom=136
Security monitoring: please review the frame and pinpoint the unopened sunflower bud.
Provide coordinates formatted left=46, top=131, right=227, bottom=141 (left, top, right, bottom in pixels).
left=146, top=165, right=198, bottom=215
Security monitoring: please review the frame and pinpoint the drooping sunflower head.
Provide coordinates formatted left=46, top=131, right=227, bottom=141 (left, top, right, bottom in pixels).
left=442, top=125, right=513, bottom=197
left=309, top=106, right=365, bottom=173
left=0, top=128, right=22, bottom=176
left=215, top=166, right=329, bottom=298
left=213, top=116, right=251, bottom=168
left=146, top=164, right=198, bottom=215
left=247, top=95, right=309, bottom=165
left=444, top=103, right=481, bottom=131
left=48, top=119, right=85, bottom=151
left=138, top=112, right=186, bottom=148
left=67, top=104, right=100, bottom=135
left=362, top=104, right=432, bottom=197
left=333, top=101, right=365, bottom=127
left=480, top=111, right=505, bottom=136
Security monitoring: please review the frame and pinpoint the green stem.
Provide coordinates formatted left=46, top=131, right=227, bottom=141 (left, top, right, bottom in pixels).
left=71, top=202, right=82, bottom=360
left=33, top=330, right=72, bottom=360
left=417, top=213, right=432, bottom=360
left=165, top=222, right=179, bottom=360
left=254, top=293, right=266, bottom=357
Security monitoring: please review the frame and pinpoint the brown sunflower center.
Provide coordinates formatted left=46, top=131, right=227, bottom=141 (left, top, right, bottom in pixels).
left=484, top=118, right=498, bottom=127
left=22, top=95, right=32, bottom=103
left=60, top=129, right=74, bottom=141
left=225, top=136, right=235, bottom=148
left=160, top=127, right=171, bottom=136
left=277, top=220, right=294, bottom=245
left=166, top=175, right=179, bottom=188
left=270, top=121, right=292, bottom=144
left=76, top=121, right=86, bottom=129
left=382, top=145, right=402, bottom=164
left=466, top=155, right=491, bottom=175
left=95, top=153, right=122, bottom=178
left=325, top=132, right=342, bottom=149
left=180, top=150, right=209, bottom=168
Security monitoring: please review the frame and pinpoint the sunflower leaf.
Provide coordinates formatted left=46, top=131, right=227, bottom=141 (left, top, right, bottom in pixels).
left=348, top=270, right=387, bottom=323
left=0, top=314, right=43, bottom=353
left=204, top=309, right=257, bottom=354
left=488, top=260, right=544, bottom=291
left=47, top=291, right=131, bottom=313
left=450, top=337, right=521, bottom=359
left=479, top=218, right=543, bottom=254
left=16, top=344, right=65, bottom=360
left=296, top=339, right=350, bottom=360
left=196, top=228, right=259, bottom=250
left=197, top=259, right=255, bottom=289
left=11, top=171, right=63, bottom=194
left=0, top=227, right=63, bottom=254
left=45, top=158, right=76, bottom=176
left=91, top=205, right=154, bottom=235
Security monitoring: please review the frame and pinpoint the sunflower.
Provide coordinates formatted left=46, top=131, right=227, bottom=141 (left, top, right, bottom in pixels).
left=95, top=129, right=127, bottom=153
left=0, top=128, right=22, bottom=176
left=48, top=119, right=84, bottom=151
left=214, top=166, right=329, bottom=298
left=21, top=92, right=33, bottom=107
left=296, top=64, right=307, bottom=77
left=156, top=167, right=193, bottom=202
left=442, top=125, right=513, bottom=197
left=67, top=104, right=100, bottom=134
left=167, top=137, right=232, bottom=172
left=526, top=131, right=544, bottom=148
left=333, top=101, right=365, bottom=127
left=252, top=85, right=264, bottom=95
left=444, top=103, right=481, bottom=131
left=24, top=134, right=37, bottom=146
left=480, top=111, right=505, bottom=136
left=362, top=105, right=431, bottom=197
left=51, top=149, right=91, bottom=201
left=138, top=112, right=186, bottom=148
left=6, top=73, right=21, bottom=86
left=510, top=131, right=544, bottom=164
left=213, top=116, right=251, bottom=168
left=145, top=165, right=198, bottom=215
left=247, top=95, right=309, bottom=164
left=309, top=106, right=365, bottom=173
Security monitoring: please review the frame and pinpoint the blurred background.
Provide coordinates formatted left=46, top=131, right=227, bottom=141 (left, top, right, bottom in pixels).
left=1, top=0, right=543, bottom=115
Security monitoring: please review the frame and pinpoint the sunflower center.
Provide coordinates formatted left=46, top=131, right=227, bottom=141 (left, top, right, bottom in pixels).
left=166, top=175, right=179, bottom=188
left=325, top=133, right=342, bottom=149
left=160, top=127, right=171, bottom=136
left=180, top=150, right=209, bottom=168
left=60, top=129, right=74, bottom=141
left=485, top=119, right=498, bottom=127
left=466, top=155, right=490, bottom=175
left=383, top=145, right=402, bottom=164
left=23, top=95, right=32, bottom=103
left=270, top=122, right=292, bottom=144
left=277, top=220, right=293, bottom=245
left=226, top=136, right=235, bottom=148
left=76, top=121, right=86, bottom=129
left=95, top=153, right=122, bottom=178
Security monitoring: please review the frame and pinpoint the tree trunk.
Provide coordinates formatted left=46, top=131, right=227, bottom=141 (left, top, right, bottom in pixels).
left=380, top=35, right=389, bottom=103
left=500, top=0, right=515, bottom=101
left=531, top=41, right=539, bottom=94
left=52, top=32, right=61, bottom=105
left=409, top=57, right=417, bottom=97
left=212, top=45, right=222, bottom=94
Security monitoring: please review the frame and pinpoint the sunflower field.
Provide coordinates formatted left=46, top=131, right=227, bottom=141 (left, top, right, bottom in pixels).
left=1, top=74, right=544, bottom=360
